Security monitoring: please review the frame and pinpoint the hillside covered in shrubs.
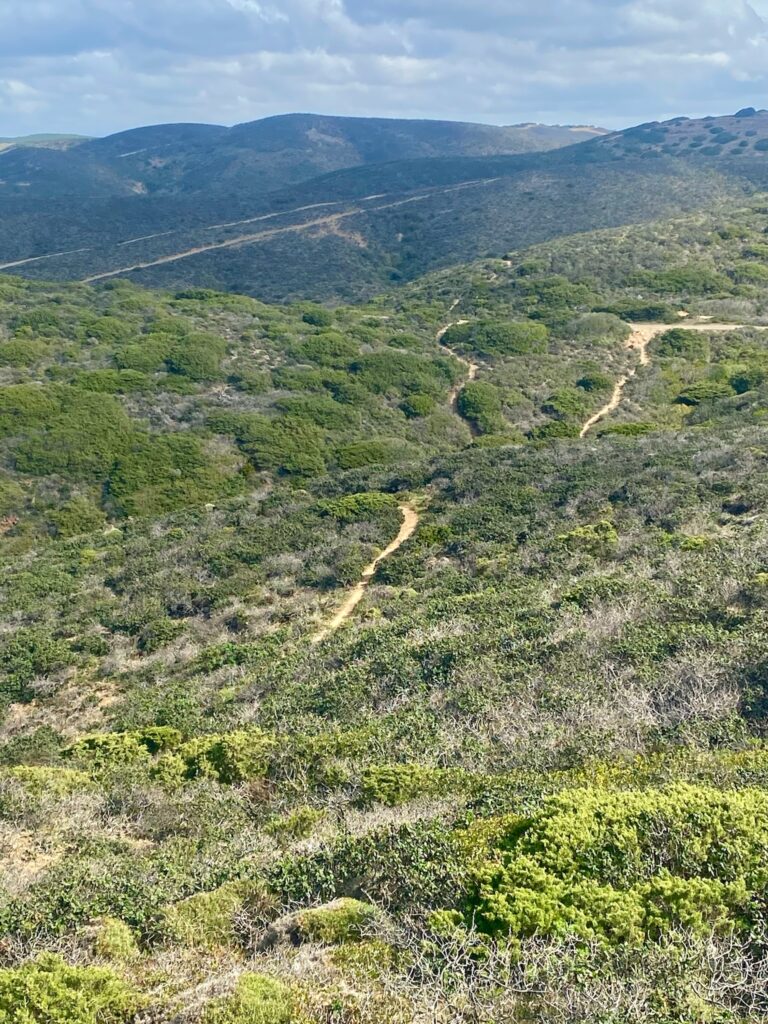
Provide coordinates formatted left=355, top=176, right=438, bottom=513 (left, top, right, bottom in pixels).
left=6, top=196, right=768, bottom=1021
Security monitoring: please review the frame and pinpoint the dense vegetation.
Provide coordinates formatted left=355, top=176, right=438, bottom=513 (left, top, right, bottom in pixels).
left=6, top=193, right=768, bottom=1021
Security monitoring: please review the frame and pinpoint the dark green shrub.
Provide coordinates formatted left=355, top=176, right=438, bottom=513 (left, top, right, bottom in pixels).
left=335, top=440, right=408, bottom=469
left=656, top=329, right=711, bottom=360
left=317, top=492, right=399, bottom=523
left=48, top=497, right=106, bottom=538
left=576, top=373, right=612, bottom=392
left=302, top=307, right=334, bottom=327
left=400, top=394, right=436, bottom=418
left=675, top=380, right=734, bottom=406
left=457, top=382, right=504, bottom=434
left=443, top=320, right=548, bottom=357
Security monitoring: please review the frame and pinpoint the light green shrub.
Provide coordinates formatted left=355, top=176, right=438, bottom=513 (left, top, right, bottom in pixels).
left=201, top=973, right=293, bottom=1024
left=297, top=899, right=379, bottom=944
left=0, top=954, right=139, bottom=1024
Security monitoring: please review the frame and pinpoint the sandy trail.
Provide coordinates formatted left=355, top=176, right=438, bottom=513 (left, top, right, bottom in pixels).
left=436, top=318, right=480, bottom=411
left=579, top=321, right=762, bottom=437
left=311, top=504, right=419, bottom=644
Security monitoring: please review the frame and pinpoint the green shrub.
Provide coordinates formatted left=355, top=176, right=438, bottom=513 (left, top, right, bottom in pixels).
left=162, top=881, right=271, bottom=949
left=335, top=440, right=408, bottom=470
left=302, top=307, right=334, bottom=327
left=567, top=313, right=630, bottom=343
left=462, top=784, right=768, bottom=946
left=576, top=372, right=612, bottom=392
left=48, top=497, right=106, bottom=538
left=137, top=617, right=185, bottom=654
left=317, top=492, right=399, bottom=523
left=201, top=973, right=293, bottom=1024
left=457, top=382, right=504, bottom=434
left=656, top=329, right=711, bottom=361
left=400, top=393, right=436, bottom=418
left=166, top=332, right=226, bottom=381
left=0, top=954, right=139, bottom=1024
left=542, top=387, right=589, bottom=421
left=178, top=729, right=276, bottom=784
left=2, top=766, right=91, bottom=799
left=293, top=332, right=358, bottom=365
left=443, top=320, right=548, bottom=357
left=528, top=420, right=581, bottom=440
left=359, top=764, right=469, bottom=807
left=351, top=351, right=450, bottom=397
left=730, top=365, right=767, bottom=394
left=639, top=265, right=732, bottom=295
left=91, top=918, right=140, bottom=962
left=730, top=261, right=768, bottom=284
left=2, top=630, right=73, bottom=704
left=0, top=338, right=50, bottom=366
left=675, top=380, right=734, bottom=406
left=558, top=520, right=618, bottom=555
left=297, top=898, right=378, bottom=944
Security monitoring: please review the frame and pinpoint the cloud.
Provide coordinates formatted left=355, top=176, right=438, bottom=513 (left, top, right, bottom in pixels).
left=0, top=0, right=767, bottom=135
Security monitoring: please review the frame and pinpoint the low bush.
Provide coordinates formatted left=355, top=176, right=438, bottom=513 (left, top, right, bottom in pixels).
left=0, top=954, right=139, bottom=1024
left=201, top=973, right=293, bottom=1024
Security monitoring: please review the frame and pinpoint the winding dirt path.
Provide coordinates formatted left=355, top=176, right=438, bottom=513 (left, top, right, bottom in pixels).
left=310, top=311, right=481, bottom=642
left=579, top=321, right=758, bottom=437
left=436, top=318, right=480, bottom=412
left=311, top=504, right=419, bottom=644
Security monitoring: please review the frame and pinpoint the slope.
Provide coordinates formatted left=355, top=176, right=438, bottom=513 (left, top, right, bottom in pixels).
left=5, top=196, right=768, bottom=1020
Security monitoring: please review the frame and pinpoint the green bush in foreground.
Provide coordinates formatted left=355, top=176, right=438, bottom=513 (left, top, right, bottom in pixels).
left=201, top=973, right=293, bottom=1024
left=457, top=784, right=768, bottom=946
left=297, top=899, right=379, bottom=944
left=0, top=954, right=139, bottom=1024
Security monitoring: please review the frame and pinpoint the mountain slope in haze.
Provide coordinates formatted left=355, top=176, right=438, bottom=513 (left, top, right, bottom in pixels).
left=0, top=151, right=743, bottom=302
left=4, top=109, right=768, bottom=304
left=0, top=113, right=608, bottom=199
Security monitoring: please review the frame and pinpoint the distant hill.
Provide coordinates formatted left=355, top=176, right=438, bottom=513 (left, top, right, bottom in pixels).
left=0, top=113, right=608, bottom=199
left=0, top=133, right=89, bottom=153
left=595, top=108, right=768, bottom=160
left=5, top=109, right=768, bottom=302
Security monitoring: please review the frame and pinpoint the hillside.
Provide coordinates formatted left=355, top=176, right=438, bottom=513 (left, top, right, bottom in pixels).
left=0, top=113, right=607, bottom=200
left=7, top=110, right=768, bottom=302
left=0, top=147, right=744, bottom=302
left=0, top=133, right=89, bottom=153
left=5, top=195, right=768, bottom=1020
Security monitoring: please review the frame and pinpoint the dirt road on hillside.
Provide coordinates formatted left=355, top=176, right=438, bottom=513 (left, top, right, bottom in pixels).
left=436, top=319, right=480, bottom=410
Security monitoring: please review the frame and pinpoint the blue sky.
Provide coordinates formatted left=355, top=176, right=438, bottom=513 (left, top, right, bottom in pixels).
left=2, top=0, right=768, bottom=136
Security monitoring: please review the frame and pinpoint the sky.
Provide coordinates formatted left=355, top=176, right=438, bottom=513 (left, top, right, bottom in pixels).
left=2, top=0, right=768, bottom=137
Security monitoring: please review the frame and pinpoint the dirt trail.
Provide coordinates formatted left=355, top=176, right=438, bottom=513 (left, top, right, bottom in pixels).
left=311, top=504, right=419, bottom=644
left=310, top=310, right=482, bottom=642
left=436, top=319, right=480, bottom=410
left=579, top=321, right=761, bottom=437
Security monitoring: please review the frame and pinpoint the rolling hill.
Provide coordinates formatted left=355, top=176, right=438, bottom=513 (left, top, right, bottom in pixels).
left=3, top=110, right=768, bottom=303
left=0, top=113, right=608, bottom=200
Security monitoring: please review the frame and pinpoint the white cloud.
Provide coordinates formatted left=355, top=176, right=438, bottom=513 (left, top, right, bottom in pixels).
left=0, top=0, right=767, bottom=135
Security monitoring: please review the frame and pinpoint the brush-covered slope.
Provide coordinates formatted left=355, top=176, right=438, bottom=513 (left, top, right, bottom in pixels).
left=6, top=197, right=768, bottom=1021
left=10, top=111, right=768, bottom=304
